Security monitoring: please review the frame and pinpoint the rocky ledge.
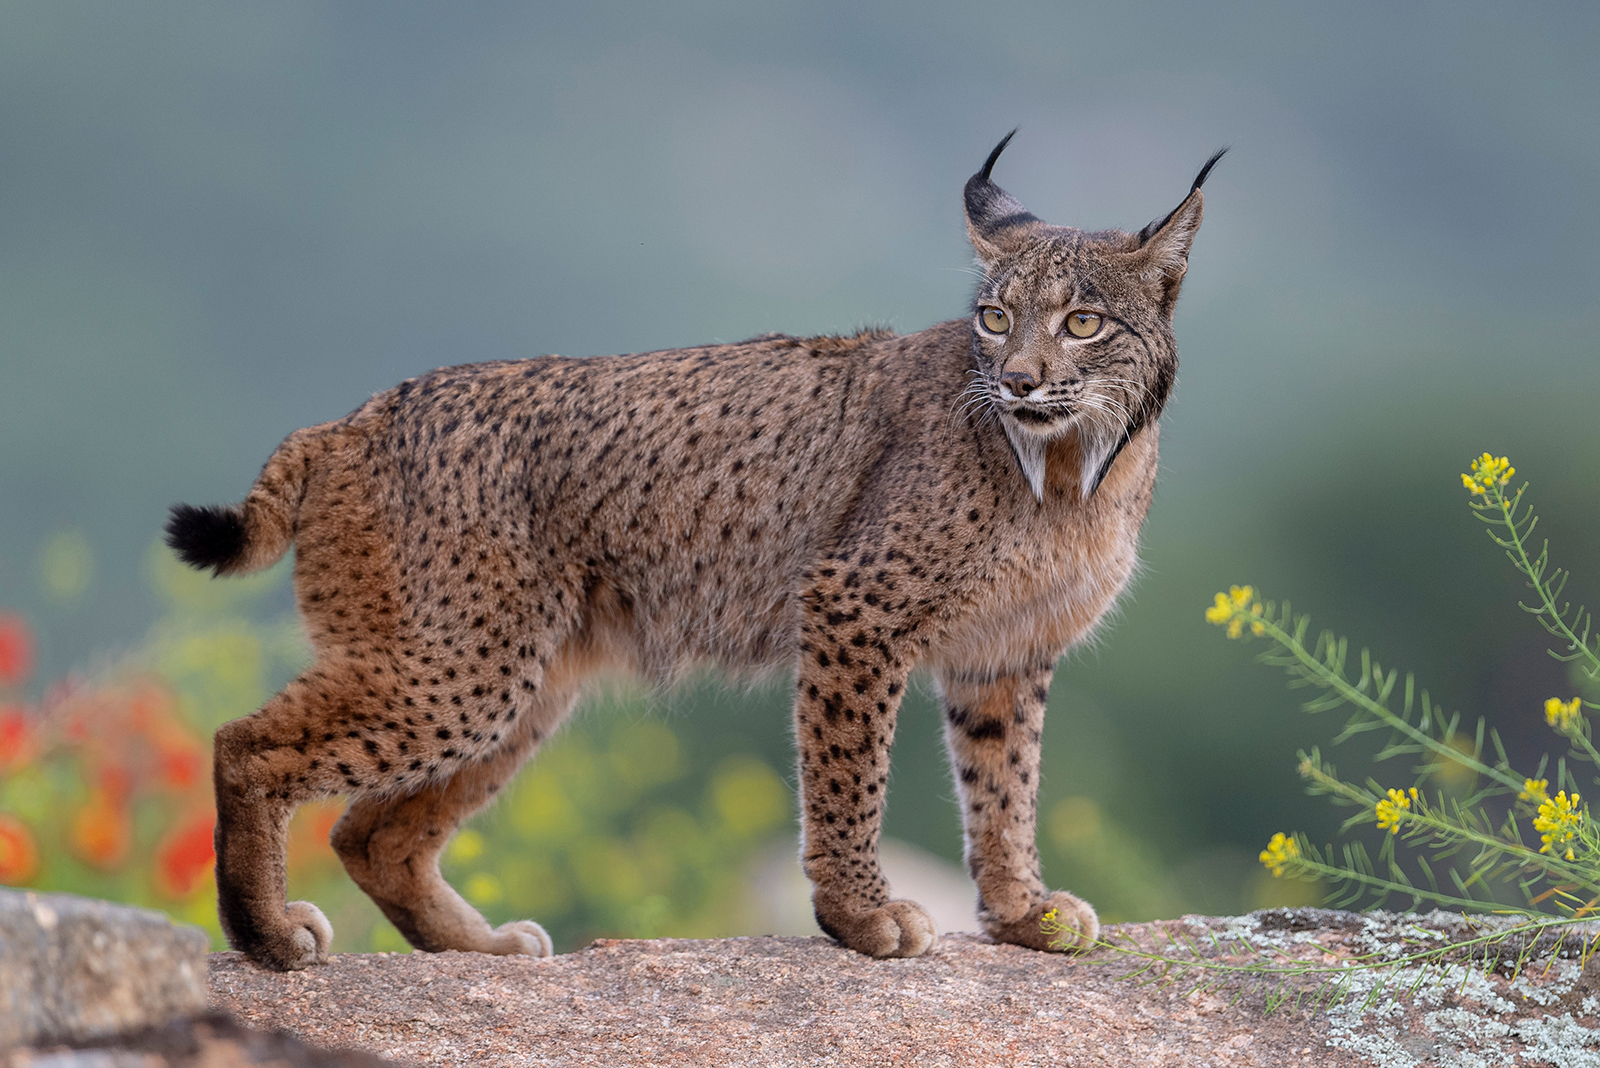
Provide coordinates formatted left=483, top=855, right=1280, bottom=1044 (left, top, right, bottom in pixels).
left=206, top=910, right=1600, bottom=1068
left=7, top=893, right=1600, bottom=1067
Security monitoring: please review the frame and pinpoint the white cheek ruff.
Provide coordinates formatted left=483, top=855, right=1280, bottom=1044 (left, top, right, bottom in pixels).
left=1076, top=421, right=1126, bottom=501
left=1000, top=412, right=1124, bottom=502
left=1001, top=417, right=1049, bottom=501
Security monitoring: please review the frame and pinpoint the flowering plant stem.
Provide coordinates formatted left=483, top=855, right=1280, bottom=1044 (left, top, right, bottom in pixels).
left=1474, top=470, right=1600, bottom=776
left=1246, top=606, right=1524, bottom=796
left=1202, top=456, right=1600, bottom=917
left=1294, top=760, right=1597, bottom=903
left=1485, top=483, right=1600, bottom=683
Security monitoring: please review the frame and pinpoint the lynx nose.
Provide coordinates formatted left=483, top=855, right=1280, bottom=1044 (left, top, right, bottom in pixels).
left=1000, top=370, right=1039, bottom=398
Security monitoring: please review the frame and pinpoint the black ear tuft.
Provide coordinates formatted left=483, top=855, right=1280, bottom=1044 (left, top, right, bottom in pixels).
left=1191, top=146, right=1229, bottom=192
left=166, top=502, right=247, bottom=574
left=1138, top=147, right=1228, bottom=247
left=965, top=129, right=1041, bottom=259
left=979, top=128, right=1020, bottom=183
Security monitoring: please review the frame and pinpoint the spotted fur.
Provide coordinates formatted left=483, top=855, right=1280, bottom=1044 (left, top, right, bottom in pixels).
left=169, top=135, right=1215, bottom=970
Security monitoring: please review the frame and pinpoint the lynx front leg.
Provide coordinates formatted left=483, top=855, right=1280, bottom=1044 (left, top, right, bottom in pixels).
left=938, top=663, right=1098, bottom=952
left=795, top=615, right=934, bottom=958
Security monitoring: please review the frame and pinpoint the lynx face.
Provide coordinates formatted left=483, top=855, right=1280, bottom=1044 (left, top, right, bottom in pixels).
left=964, top=132, right=1224, bottom=500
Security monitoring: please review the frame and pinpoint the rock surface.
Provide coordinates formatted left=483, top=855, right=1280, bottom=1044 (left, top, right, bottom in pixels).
left=206, top=910, right=1600, bottom=1067
left=0, top=890, right=209, bottom=1050
left=4, top=1013, right=398, bottom=1067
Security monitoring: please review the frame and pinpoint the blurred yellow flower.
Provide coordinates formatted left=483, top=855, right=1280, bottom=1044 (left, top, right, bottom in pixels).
left=1375, top=787, right=1416, bottom=834
left=1521, top=778, right=1550, bottom=803
left=1258, top=832, right=1300, bottom=877
left=708, top=757, right=787, bottom=838
left=1205, top=594, right=1232, bottom=625
left=447, top=828, right=486, bottom=863
left=38, top=528, right=94, bottom=604
left=464, top=871, right=504, bottom=906
left=1545, top=697, right=1582, bottom=732
left=1533, top=791, right=1583, bottom=861
left=1461, top=453, right=1514, bottom=497
left=1205, top=586, right=1259, bottom=639
left=1039, top=907, right=1071, bottom=944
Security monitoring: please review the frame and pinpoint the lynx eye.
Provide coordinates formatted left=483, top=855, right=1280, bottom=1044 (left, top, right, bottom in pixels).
left=979, top=307, right=1010, bottom=334
left=1064, top=311, right=1103, bottom=339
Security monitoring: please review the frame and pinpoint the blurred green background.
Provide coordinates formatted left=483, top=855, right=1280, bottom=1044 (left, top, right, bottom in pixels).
left=2, top=1, right=1599, bottom=949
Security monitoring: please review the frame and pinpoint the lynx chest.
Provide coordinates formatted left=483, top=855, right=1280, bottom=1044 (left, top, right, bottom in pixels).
left=925, top=432, right=1155, bottom=675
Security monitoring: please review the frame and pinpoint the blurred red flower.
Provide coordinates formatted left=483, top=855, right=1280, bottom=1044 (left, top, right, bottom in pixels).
left=158, top=744, right=205, bottom=791
left=156, top=813, right=216, bottom=897
left=0, top=706, right=31, bottom=767
left=71, top=792, right=132, bottom=869
left=0, top=614, right=32, bottom=688
left=0, top=814, right=39, bottom=885
left=96, top=763, right=135, bottom=805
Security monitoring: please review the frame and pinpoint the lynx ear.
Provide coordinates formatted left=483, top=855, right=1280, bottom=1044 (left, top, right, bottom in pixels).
left=1129, top=147, right=1227, bottom=316
left=964, top=130, right=1044, bottom=264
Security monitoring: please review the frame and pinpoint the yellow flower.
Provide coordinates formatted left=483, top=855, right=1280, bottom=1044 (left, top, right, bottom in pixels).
left=1259, top=832, right=1300, bottom=877
left=1521, top=778, right=1550, bottom=803
left=1206, top=586, right=1258, bottom=639
left=1461, top=453, right=1514, bottom=497
left=1374, top=787, right=1414, bottom=834
left=1205, top=592, right=1232, bottom=624
left=1533, top=790, right=1584, bottom=861
left=1545, top=697, right=1583, bottom=732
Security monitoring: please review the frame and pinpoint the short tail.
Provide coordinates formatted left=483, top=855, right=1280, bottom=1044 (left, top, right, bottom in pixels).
left=166, top=424, right=330, bottom=576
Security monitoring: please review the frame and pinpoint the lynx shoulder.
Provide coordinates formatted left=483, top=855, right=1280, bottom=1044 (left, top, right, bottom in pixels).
left=168, top=134, right=1220, bottom=970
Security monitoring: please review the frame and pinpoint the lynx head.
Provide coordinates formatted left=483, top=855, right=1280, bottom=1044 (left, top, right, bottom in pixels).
left=963, top=131, right=1224, bottom=501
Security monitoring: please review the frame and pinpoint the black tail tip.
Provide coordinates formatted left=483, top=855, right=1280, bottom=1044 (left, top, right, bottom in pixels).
left=165, top=503, right=247, bottom=574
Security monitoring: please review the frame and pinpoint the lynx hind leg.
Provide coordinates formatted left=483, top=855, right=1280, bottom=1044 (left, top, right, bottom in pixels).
left=938, top=663, right=1099, bottom=952
left=330, top=697, right=575, bottom=958
left=212, top=678, right=355, bottom=971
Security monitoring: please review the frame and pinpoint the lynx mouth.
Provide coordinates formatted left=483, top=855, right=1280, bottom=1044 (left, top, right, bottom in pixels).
left=1004, top=404, right=1070, bottom=432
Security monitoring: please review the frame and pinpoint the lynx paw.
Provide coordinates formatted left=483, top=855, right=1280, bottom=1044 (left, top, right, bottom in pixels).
left=249, top=900, right=333, bottom=971
left=824, top=899, right=937, bottom=959
left=488, top=919, right=554, bottom=957
left=984, top=891, right=1099, bottom=952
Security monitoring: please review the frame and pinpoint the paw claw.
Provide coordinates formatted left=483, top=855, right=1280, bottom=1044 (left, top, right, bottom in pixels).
left=271, top=900, right=333, bottom=970
left=985, top=890, right=1098, bottom=953
left=491, top=919, right=554, bottom=957
left=827, top=899, right=937, bottom=959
